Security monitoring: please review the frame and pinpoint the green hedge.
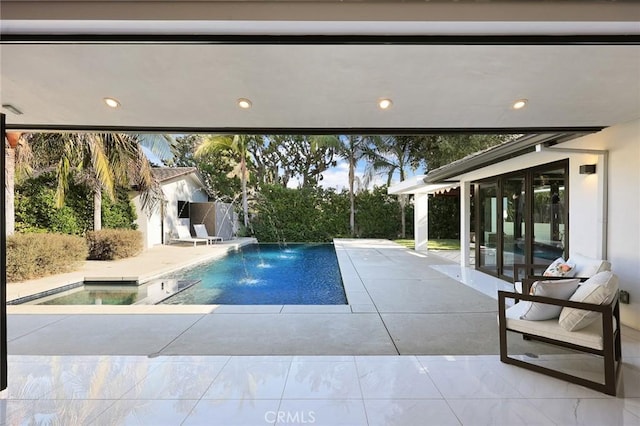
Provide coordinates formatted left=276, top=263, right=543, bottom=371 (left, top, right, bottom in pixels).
left=428, top=196, right=460, bottom=239
left=250, top=184, right=414, bottom=242
left=6, top=233, right=88, bottom=282
left=251, top=185, right=349, bottom=242
left=15, top=173, right=138, bottom=234
left=86, top=229, right=143, bottom=260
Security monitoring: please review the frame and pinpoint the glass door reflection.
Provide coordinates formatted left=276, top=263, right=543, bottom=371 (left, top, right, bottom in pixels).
left=502, top=175, right=526, bottom=279
left=478, top=183, right=498, bottom=275
left=532, top=168, right=567, bottom=263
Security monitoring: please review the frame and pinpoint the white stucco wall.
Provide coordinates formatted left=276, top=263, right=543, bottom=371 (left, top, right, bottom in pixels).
left=162, top=175, right=209, bottom=241
left=133, top=173, right=209, bottom=249
left=132, top=194, right=161, bottom=249
left=455, top=118, right=640, bottom=329
left=561, top=119, right=640, bottom=330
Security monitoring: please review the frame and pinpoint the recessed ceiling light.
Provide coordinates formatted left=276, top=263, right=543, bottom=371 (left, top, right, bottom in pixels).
left=378, top=98, right=393, bottom=110
left=237, top=98, right=252, bottom=109
left=103, top=97, right=121, bottom=108
left=512, top=99, right=528, bottom=110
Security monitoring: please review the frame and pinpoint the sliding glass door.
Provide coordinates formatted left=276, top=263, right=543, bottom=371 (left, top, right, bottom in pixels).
left=502, top=174, right=526, bottom=279
left=474, top=160, right=568, bottom=280
left=532, top=167, right=568, bottom=262
left=477, top=183, right=498, bottom=275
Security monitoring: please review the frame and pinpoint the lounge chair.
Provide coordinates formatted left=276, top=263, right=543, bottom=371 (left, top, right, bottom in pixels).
left=498, top=271, right=622, bottom=396
left=193, top=224, right=223, bottom=244
left=170, top=225, right=208, bottom=247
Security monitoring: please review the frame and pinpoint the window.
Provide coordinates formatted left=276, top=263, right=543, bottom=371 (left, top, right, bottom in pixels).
left=177, top=201, right=190, bottom=219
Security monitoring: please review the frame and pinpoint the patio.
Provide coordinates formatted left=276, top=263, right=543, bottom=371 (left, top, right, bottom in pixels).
left=8, top=239, right=525, bottom=356
left=2, top=239, right=640, bottom=424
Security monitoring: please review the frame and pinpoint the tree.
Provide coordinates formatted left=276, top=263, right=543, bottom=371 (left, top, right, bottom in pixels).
left=26, top=132, right=167, bottom=231
left=15, top=173, right=138, bottom=234
left=195, top=135, right=257, bottom=227
left=246, top=135, right=339, bottom=189
left=4, top=132, right=32, bottom=236
left=274, top=135, right=339, bottom=188
left=408, top=134, right=512, bottom=171
left=363, top=135, right=416, bottom=238
left=167, top=134, right=240, bottom=201
left=335, top=135, right=374, bottom=237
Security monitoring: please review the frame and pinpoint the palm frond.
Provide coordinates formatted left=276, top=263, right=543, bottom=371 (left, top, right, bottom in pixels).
left=55, top=149, right=73, bottom=208
left=85, top=134, right=116, bottom=200
left=132, top=144, right=164, bottom=214
left=13, top=136, right=33, bottom=182
left=309, top=135, right=340, bottom=152
left=136, top=134, right=176, bottom=161
left=194, top=135, right=233, bottom=158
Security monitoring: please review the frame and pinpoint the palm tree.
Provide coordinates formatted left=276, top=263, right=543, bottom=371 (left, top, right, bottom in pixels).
left=195, top=134, right=256, bottom=227
left=4, top=132, right=32, bottom=236
left=17, top=132, right=171, bottom=232
left=363, top=135, right=415, bottom=238
left=55, top=133, right=167, bottom=230
left=336, top=135, right=373, bottom=237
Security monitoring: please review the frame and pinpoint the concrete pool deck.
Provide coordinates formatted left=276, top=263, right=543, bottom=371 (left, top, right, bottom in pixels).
left=7, top=238, right=549, bottom=356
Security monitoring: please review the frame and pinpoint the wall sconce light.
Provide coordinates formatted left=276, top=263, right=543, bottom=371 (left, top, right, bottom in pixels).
left=579, top=164, right=596, bottom=175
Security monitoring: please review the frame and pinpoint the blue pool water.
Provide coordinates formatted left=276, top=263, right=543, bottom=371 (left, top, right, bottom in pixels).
left=162, top=243, right=347, bottom=305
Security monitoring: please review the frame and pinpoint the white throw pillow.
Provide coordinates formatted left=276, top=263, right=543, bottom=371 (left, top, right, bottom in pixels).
left=558, top=271, right=619, bottom=331
left=543, top=257, right=577, bottom=278
left=567, top=253, right=610, bottom=277
left=519, top=279, right=581, bottom=321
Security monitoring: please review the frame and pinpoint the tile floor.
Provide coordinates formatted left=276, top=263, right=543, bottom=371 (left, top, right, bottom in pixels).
left=1, top=347, right=639, bottom=426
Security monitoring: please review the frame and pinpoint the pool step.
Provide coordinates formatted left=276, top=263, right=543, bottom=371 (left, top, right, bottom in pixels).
left=133, top=279, right=201, bottom=305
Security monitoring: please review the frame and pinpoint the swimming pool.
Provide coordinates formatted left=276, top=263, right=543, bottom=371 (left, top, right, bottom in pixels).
left=162, top=243, right=347, bottom=305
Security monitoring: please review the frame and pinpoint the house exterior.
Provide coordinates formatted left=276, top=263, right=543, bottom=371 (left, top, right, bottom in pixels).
left=390, top=118, right=640, bottom=330
left=132, top=167, right=210, bottom=248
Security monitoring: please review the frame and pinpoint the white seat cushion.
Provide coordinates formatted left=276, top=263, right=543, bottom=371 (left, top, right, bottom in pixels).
left=559, top=271, right=619, bottom=331
left=505, top=302, right=616, bottom=350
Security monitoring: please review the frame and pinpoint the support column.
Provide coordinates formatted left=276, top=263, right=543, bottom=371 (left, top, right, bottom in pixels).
left=460, top=181, right=471, bottom=267
left=414, top=193, right=429, bottom=252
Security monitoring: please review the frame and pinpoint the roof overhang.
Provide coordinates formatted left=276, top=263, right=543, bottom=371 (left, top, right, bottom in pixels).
left=388, top=176, right=459, bottom=196
left=423, top=131, right=595, bottom=184
left=387, top=130, right=599, bottom=195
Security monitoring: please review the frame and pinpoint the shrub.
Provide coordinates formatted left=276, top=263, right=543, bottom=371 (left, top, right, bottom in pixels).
left=355, top=186, right=403, bottom=239
left=86, top=229, right=143, bottom=260
left=429, top=196, right=460, bottom=239
left=6, top=233, right=88, bottom=282
left=15, top=174, right=82, bottom=235
left=101, top=190, right=138, bottom=230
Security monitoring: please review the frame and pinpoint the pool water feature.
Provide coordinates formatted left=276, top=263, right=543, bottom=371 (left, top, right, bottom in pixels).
left=163, top=243, right=346, bottom=305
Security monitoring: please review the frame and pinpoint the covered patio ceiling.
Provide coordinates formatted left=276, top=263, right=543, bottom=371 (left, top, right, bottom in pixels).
left=1, top=1, right=639, bottom=132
